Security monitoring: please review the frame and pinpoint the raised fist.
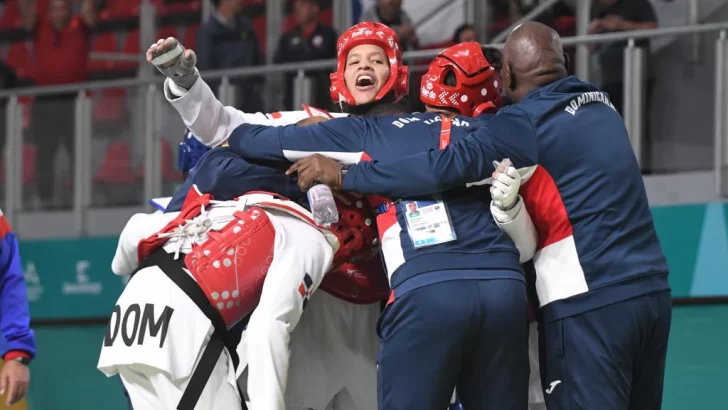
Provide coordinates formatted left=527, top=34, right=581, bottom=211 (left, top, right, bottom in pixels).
left=146, top=37, right=199, bottom=90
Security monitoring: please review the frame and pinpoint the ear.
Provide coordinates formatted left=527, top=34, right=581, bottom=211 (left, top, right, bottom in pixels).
left=504, top=62, right=516, bottom=91
left=563, top=52, right=571, bottom=72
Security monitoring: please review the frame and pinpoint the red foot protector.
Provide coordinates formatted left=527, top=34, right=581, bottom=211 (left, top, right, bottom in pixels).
left=185, top=207, right=276, bottom=329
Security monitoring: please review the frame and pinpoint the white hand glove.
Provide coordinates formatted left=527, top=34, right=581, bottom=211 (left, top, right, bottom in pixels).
left=490, top=159, right=521, bottom=210
left=146, top=37, right=199, bottom=90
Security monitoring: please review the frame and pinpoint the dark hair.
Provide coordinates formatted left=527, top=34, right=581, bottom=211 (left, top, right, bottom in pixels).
left=211, top=0, right=221, bottom=8
left=482, top=46, right=503, bottom=72
left=364, top=102, right=411, bottom=117
left=452, top=23, right=476, bottom=44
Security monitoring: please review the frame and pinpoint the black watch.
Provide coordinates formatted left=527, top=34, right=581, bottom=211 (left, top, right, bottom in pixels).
left=12, top=356, right=31, bottom=366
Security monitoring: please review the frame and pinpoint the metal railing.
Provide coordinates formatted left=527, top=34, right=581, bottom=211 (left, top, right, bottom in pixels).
left=1, top=23, right=727, bottom=233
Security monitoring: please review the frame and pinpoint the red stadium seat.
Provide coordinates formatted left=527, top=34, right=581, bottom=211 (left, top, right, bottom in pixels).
left=135, top=139, right=183, bottom=183
left=118, top=30, right=140, bottom=70
left=0, top=0, right=22, bottom=29
left=183, top=24, right=200, bottom=51
left=161, top=139, right=182, bottom=182
left=87, top=32, right=120, bottom=73
left=6, top=42, right=32, bottom=79
left=94, top=141, right=140, bottom=185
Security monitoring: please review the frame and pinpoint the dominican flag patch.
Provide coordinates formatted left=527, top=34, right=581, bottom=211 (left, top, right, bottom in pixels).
left=298, top=273, right=313, bottom=310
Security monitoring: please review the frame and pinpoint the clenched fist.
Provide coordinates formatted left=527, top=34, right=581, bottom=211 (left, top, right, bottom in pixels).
left=146, top=37, right=199, bottom=90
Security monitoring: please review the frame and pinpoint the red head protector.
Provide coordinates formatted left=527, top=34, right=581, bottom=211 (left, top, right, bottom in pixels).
left=328, top=195, right=379, bottom=266
left=330, top=21, right=409, bottom=106
left=420, top=42, right=503, bottom=117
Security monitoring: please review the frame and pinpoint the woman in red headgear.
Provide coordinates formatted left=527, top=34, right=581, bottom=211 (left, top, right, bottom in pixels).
left=130, top=22, right=412, bottom=410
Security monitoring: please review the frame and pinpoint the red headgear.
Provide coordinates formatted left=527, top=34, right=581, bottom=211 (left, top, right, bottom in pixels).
left=329, top=21, right=410, bottom=106
left=328, top=195, right=379, bottom=266
left=420, top=42, right=503, bottom=117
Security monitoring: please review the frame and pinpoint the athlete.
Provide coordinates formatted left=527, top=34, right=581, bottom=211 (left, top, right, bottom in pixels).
left=144, top=22, right=408, bottom=410
left=166, top=126, right=386, bottom=410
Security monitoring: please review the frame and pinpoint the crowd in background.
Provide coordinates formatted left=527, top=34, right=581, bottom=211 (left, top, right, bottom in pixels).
left=0, top=0, right=660, bottom=209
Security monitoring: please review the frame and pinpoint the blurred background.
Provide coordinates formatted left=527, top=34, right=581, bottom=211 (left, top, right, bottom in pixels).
left=0, top=0, right=726, bottom=409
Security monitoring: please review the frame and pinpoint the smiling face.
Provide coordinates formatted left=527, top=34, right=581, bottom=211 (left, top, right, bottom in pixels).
left=343, top=44, right=391, bottom=105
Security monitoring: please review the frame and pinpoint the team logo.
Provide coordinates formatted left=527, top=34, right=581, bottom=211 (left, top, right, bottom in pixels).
left=298, top=272, right=314, bottom=310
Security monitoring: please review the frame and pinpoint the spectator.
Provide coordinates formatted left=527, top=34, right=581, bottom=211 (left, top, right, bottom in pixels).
left=18, top=0, right=96, bottom=208
left=452, top=23, right=478, bottom=44
left=360, top=0, right=418, bottom=51
left=488, top=0, right=556, bottom=37
left=196, top=0, right=265, bottom=112
left=589, top=0, right=657, bottom=173
left=0, top=209, right=35, bottom=406
left=274, top=0, right=337, bottom=110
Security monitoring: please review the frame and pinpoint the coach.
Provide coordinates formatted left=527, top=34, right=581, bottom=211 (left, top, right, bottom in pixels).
left=295, top=22, right=672, bottom=410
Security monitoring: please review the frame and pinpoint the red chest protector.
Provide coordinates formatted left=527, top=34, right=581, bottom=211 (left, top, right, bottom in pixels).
left=319, top=194, right=389, bottom=304
left=137, top=187, right=277, bottom=329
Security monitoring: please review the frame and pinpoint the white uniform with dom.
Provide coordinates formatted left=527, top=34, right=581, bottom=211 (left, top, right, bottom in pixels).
left=98, top=190, right=338, bottom=410
left=163, top=77, right=387, bottom=410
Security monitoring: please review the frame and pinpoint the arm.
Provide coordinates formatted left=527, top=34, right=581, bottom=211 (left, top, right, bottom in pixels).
left=491, top=197, right=537, bottom=263
left=166, top=149, right=304, bottom=213
left=341, top=108, right=538, bottom=197
left=0, top=216, right=35, bottom=359
left=165, top=78, right=325, bottom=146
left=111, top=212, right=179, bottom=276
left=226, top=117, right=369, bottom=164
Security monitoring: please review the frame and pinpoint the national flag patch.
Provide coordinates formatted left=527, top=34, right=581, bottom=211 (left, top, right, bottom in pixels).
left=298, top=273, right=313, bottom=310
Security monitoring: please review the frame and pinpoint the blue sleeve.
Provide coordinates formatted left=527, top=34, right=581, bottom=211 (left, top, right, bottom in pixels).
left=0, top=216, right=36, bottom=358
left=226, top=117, right=369, bottom=164
left=341, top=107, right=538, bottom=197
left=166, top=148, right=303, bottom=213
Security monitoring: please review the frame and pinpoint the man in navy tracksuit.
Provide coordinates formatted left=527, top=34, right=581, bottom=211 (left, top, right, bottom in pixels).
left=295, top=23, right=672, bottom=410
left=221, top=110, right=530, bottom=410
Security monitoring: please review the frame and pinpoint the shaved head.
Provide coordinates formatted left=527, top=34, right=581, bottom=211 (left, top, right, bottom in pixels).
left=501, top=22, right=568, bottom=102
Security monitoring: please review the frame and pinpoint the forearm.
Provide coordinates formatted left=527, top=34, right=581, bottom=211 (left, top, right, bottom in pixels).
left=165, top=77, right=245, bottom=147
left=490, top=197, right=538, bottom=263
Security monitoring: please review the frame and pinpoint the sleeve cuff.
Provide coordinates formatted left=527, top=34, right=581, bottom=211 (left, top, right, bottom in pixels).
left=167, top=80, right=189, bottom=98
left=3, top=351, right=31, bottom=361
left=490, top=196, right=522, bottom=224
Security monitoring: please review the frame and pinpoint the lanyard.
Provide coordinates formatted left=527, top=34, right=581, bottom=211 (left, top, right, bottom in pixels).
left=439, top=115, right=452, bottom=150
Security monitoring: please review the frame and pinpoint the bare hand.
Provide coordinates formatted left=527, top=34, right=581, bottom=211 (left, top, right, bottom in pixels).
left=0, top=360, right=29, bottom=406
left=588, top=19, right=603, bottom=34
left=286, top=154, right=344, bottom=192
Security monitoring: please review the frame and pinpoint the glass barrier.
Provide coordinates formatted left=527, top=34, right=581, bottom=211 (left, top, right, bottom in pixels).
left=642, top=32, right=721, bottom=174
left=89, top=85, right=146, bottom=207
left=20, top=94, right=78, bottom=211
left=0, top=24, right=725, bottom=232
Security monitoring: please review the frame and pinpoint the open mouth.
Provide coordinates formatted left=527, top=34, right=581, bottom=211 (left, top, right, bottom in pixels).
left=355, top=74, right=376, bottom=90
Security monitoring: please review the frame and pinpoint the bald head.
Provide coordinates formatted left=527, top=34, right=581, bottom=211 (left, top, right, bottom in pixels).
left=501, top=22, right=568, bottom=102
